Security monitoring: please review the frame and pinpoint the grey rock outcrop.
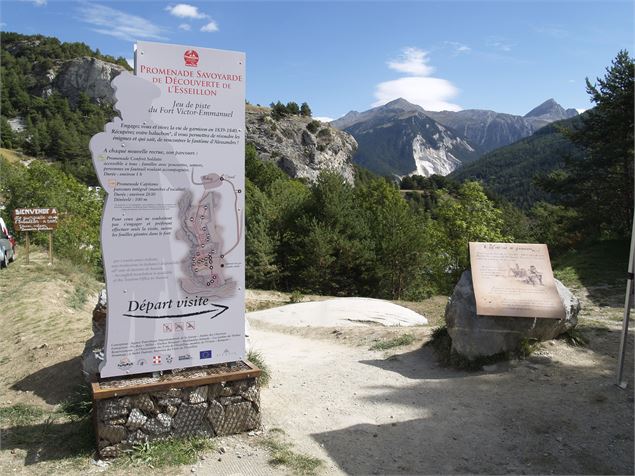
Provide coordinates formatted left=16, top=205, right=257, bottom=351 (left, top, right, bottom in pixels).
left=246, top=106, right=357, bottom=184
left=445, top=270, right=580, bottom=360
left=81, top=289, right=107, bottom=382
left=53, top=57, right=126, bottom=105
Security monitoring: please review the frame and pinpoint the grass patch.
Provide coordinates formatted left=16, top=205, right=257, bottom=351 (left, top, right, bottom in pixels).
left=394, top=295, right=448, bottom=328
left=260, top=435, right=323, bottom=475
left=118, top=437, right=214, bottom=468
left=552, top=239, right=629, bottom=289
left=289, top=290, right=304, bottom=304
left=59, top=384, right=93, bottom=418
left=0, top=403, right=45, bottom=425
left=2, top=415, right=95, bottom=466
left=246, top=300, right=283, bottom=312
left=248, top=350, right=271, bottom=387
left=0, top=147, right=28, bottom=163
left=369, top=333, right=416, bottom=351
left=67, top=285, right=89, bottom=310
left=517, top=337, right=540, bottom=358
left=558, top=328, right=590, bottom=347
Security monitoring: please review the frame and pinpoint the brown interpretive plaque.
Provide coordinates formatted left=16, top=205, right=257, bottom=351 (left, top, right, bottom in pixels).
left=469, top=242, right=565, bottom=319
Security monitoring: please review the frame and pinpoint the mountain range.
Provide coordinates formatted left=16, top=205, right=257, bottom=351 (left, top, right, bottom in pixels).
left=449, top=114, right=583, bottom=210
left=331, top=98, right=578, bottom=177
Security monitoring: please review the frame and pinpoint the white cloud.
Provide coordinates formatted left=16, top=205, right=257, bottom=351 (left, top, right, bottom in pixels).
left=373, top=77, right=461, bottom=111
left=165, top=4, right=206, bottom=19
left=77, top=3, right=166, bottom=42
left=444, top=41, right=471, bottom=56
left=126, top=58, right=134, bottom=69
left=179, top=23, right=191, bottom=31
left=201, top=21, right=219, bottom=33
left=27, top=0, right=47, bottom=6
left=314, top=116, right=334, bottom=123
left=533, top=24, right=569, bottom=39
left=576, top=108, right=587, bottom=114
left=387, top=47, right=434, bottom=76
left=486, top=36, right=514, bottom=52
left=374, top=47, right=462, bottom=112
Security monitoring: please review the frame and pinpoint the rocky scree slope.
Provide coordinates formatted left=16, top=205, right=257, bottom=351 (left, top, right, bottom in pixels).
left=334, top=99, right=477, bottom=177
left=246, top=105, right=357, bottom=184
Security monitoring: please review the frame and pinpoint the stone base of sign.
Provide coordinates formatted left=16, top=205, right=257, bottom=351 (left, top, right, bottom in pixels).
left=91, top=361, right=261, bottom=458
left=445, top=270, right=580, bottom=360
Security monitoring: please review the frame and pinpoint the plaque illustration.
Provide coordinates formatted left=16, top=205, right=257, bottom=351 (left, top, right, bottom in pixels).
left=508, top=263, right=544, bottom=286
left=176, top=170, right=243, bottom=297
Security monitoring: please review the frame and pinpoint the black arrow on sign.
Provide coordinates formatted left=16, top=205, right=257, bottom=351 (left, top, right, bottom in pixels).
left=123, top=303, right=229, bottom=320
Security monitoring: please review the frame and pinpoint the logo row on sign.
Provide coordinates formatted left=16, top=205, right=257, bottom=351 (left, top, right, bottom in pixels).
left=117, top=349, right=213, bottom=370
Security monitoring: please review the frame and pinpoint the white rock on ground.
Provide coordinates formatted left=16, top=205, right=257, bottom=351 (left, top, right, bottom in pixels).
left=247, top=297, right=427, bottom=327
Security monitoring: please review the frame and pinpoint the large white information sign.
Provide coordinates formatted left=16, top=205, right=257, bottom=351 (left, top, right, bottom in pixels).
left=91, top=42, right=245, bottom=378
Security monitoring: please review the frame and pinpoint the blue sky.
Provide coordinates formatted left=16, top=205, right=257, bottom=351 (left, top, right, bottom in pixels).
left=2, top=0, right=633, bottom=120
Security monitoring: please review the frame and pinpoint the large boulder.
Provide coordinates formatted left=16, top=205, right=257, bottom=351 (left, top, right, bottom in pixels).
left=445, top=270, right=580, bottom=360
left=81, top=288, right=107, bottom=382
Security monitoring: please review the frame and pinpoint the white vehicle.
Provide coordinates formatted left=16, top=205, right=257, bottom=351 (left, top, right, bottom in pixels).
left=0, top=217, right=16, bottom=267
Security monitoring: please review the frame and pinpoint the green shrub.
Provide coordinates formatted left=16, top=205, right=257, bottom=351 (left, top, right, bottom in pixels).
left=306, top=120, right=320, bottom=134
left=247, top=350, right=271, bottom=387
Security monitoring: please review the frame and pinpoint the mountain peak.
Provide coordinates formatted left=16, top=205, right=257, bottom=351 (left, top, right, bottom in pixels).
left=380, top=98, right=423, bottom=113
left=383, top=97, right=417, bottom=108
left=524, top=98, right=563, bottom=118
left=524, top=98, right=578, bottom=122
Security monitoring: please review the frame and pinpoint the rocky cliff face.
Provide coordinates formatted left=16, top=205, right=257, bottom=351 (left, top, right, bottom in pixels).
left=424, top=109, right=535, bottom=154
left=246, top=106, right=357, bottom=184
left=335, top=99, right=477, bottom=177
left=53, top=57, right=127, bottom=105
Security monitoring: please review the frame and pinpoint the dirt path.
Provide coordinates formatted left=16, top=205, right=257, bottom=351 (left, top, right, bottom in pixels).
left=239, top=319, right=634, bottom=475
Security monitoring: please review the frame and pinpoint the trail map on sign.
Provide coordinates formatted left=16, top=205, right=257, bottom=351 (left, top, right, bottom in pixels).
left=177, top=171, right=243, bottom=297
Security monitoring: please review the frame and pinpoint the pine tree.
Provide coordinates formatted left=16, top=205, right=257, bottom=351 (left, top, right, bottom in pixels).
left=300, top=102, right=312, bottom=117
left=540, top=50, right=634, bottom=238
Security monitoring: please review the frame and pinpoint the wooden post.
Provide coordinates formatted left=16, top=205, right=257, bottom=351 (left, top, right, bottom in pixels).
left=25, top=231, right=30, bottom=264
left=48, top=231, right=53, bottom=265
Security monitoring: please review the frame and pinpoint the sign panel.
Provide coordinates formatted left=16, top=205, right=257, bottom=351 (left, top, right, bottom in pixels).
left=13, top=208, right=58, bottom=231
left=90, top=41, right=245, bottom=378
left=469, top=242, right=565, bottom=319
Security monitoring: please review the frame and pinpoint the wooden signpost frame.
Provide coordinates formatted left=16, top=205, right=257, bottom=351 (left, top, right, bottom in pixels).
left=91, top=360, right=261, bottom=400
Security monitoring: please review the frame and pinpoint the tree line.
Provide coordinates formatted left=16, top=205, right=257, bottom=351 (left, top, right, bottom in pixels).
left=245, top=144, right=514, bottom=298
left=1, top=32, right=128, bottom=185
